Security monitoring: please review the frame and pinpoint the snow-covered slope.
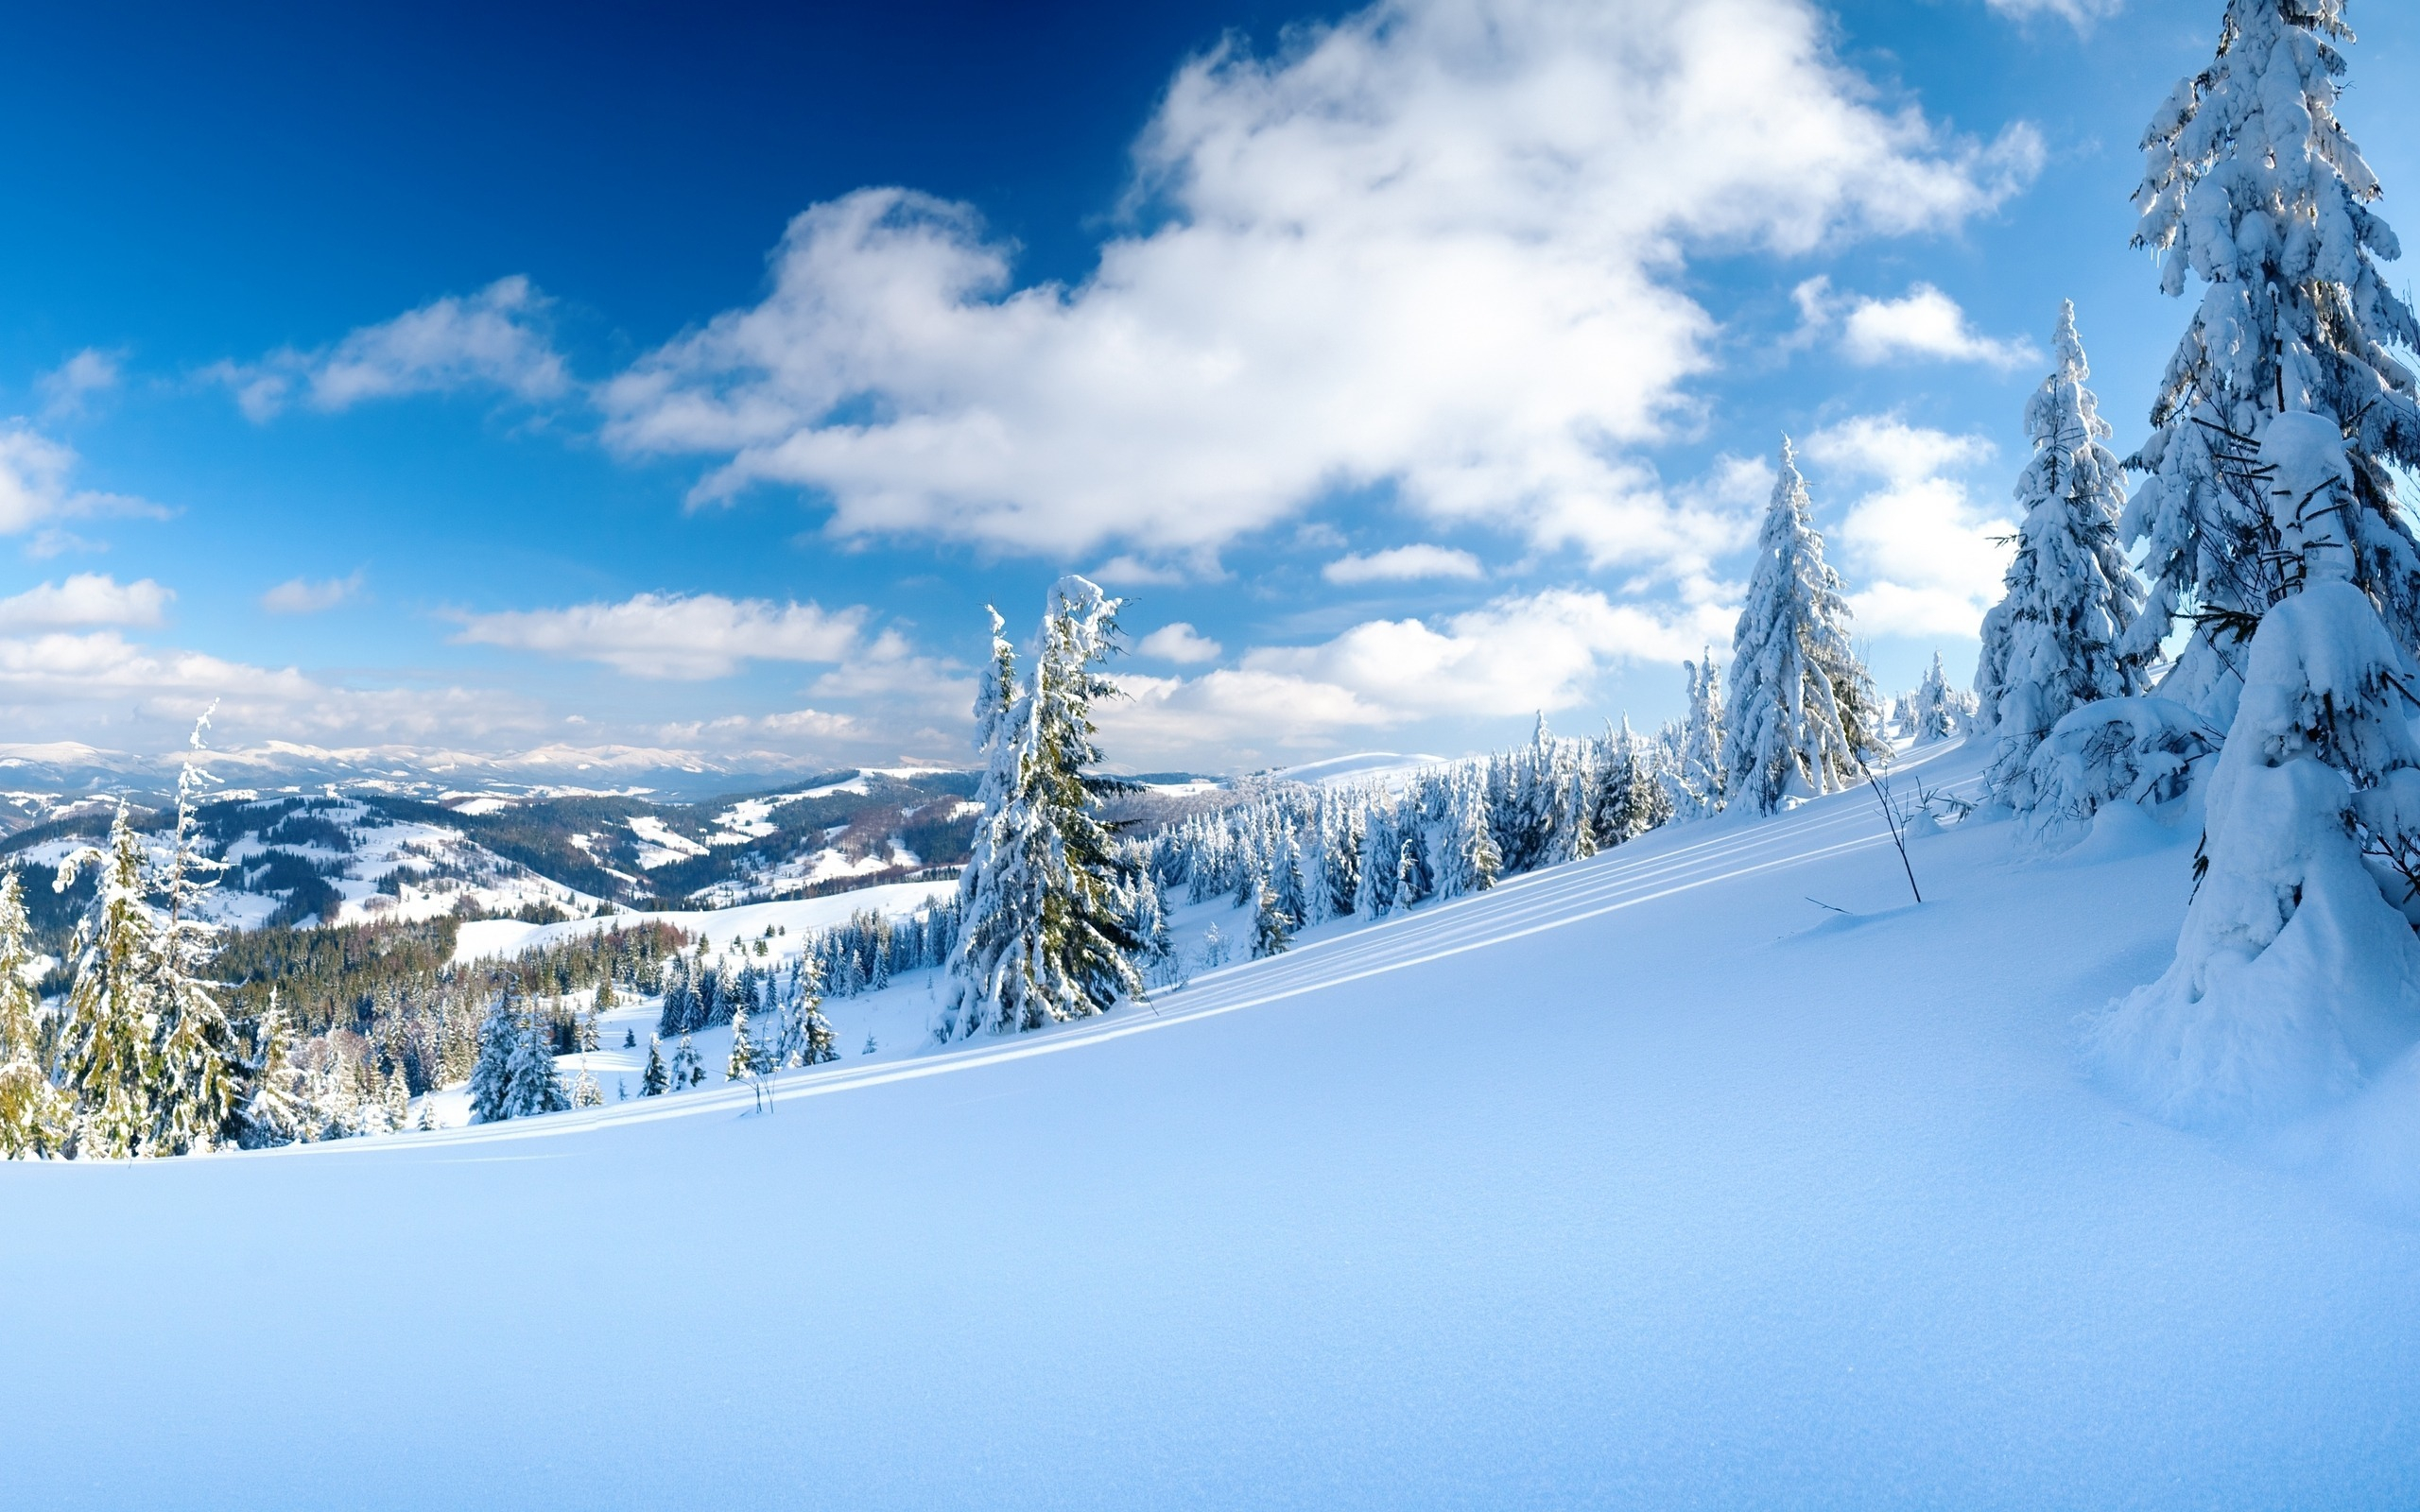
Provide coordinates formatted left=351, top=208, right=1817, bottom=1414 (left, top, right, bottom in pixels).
left=9, top=739, right=2420, bottom=1508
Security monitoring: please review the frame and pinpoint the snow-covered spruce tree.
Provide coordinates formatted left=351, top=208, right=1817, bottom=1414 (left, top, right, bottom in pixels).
left=145, top=746, right=251, bottom=1156
left=777, top=956, right=838, bottom=1068
left=1724, top=438, right=1886, bottom=813
left=54, top=804, right=162, bottom=1159
left=1671, top=653, right=1726, bottom=818
left=571, top=1066, right=604, bottom=1108
left=2092, top=412, right=2420, bottom=1124
left=1903, top=654, right=1966, bottom=745
left=1251, top=878, right=1295, bottom=958
left=939, top=577, right=1143, bottom=1040
left=466, top=994, right=519, bottom=1124
left=0, top=870, right=68, bottom=1159
left=502, top=1002, right=570, bottom=1117
left=1974, top=303, right=2149, bottom=803
left=640, top=1034, right=669, bottom=1095
left=2121, top=1, right=2420, bottom=726
left=240, top=992, right=306, bottom=1147
left=726, top=1005, right=759, bottom=1080
left=671, top=1033, right=703, bottom=1090
left=1590, top=720, right=1675, bottom=848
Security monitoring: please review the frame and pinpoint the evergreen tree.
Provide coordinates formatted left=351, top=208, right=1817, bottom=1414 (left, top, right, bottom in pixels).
left=940, top=578, right=1144, bottom=1038
left=572, top=1066, right=604, bottom=1108
left=466, top=993, right=519, bottom=1124
left=780, top=959, right=838, bottom=1068
left=1976, top=303, right=2149, bottom=805
left=640, top=1034, right=669, bottom=1096
left=145, top=743, right=250, bottom=1156
left=0, top=871, right=67, bottom=1159
left=54, top=804, right=162, bottom=1158
left=1673, top=653, right=1727, bottom=817
left=671, top=1033, right=704, bottom=1090
left=726, top=1005, right=760, bottom=1080
left=501, top=1004, right=570, bottom=1118
left=241, top=993, right=306, bottom=1147
left=1723, top=438, right=1885, bottom=814
left=2121, top=1, right=2420, bottom=725
left=2096, top=411, right=2420, bottom=1124
left=1251, top=878, right=1294, bottom=958
left=1904, top=654, right=1966, bottom=745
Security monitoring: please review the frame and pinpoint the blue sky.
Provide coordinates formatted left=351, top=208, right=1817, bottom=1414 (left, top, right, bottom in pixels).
left=2, top=0, right=2415, bottom=776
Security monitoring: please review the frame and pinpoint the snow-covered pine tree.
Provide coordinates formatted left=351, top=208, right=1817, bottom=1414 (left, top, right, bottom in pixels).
left=671, top=1033, right=703, bottom=1090
left=572, top=1066, right=604, bottom=1108
left=1723, top=438, right=1886, bottom=813
left=2121, top=1, right=2420, bottom=726
left=939, top=577, right=1144, bottom=1039
left=726, top=1005, right=759, bottom=1080
left=1672, top=653, right=1726, bottom=818
left=502, top=1003, right=570, bottom=1118
left=466, top=993, right=519, bottom=1124
left=2094, top=412, right=2420, bottom=1124
left=145, top=739, right=250, bottom=1156
left=0, top=870, right=67, bottom=1159
left=1975, top=303, right=2149, bottom=804
left=1251, top=879, right=1294, bottom=958
left=1904, top=654, right=1964, bottom=744
left=640, top=1034, right=669, bottom=1095
left=54, top=803, right=162, bottom=1158
left=240, top=991, right=305, bottom=1147
left=1590, top=720, right=1675, bottom=847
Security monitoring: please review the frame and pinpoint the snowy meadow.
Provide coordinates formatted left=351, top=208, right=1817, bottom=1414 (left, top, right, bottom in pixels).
left=10, top=0, right=2420, bottom=1504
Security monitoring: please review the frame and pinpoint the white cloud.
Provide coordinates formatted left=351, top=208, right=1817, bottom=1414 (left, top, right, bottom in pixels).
left=1138, top=623, right=1223, bottom=662
left=214, top=276, right=569, bottom=421
left=449, top=591, right=867, bottom=679
left=1802, top=415, right=2014, bottom=640
left=0, top=423, right=159, bottom=539
left=1982, top=0, right=2121, bottom=27
left=602, top=0, right=2038, bottom=578
left=1322, top=544, right=1484, bottom=585
left=0, top=575, right=171, bottom=632
left=38, top=350, right=122, bottom=419
left=261, top=571, right=365, bottom=614
left=1795, top=277, right=2037, bottom=368
left=1098, top=587, right=1732, bottom=764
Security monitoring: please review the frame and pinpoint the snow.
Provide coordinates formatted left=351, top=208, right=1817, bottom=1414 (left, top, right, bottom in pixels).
left=15, top=739, right=2420, bottom=1505
left=449, top=877, right=958, bottom=964
left=1275, top=751, right=1448, bottom=789
left=625, top=813, right=709, bottom=868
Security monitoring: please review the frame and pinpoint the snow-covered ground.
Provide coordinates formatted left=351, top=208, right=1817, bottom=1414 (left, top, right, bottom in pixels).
left=450, top=877, right=958, bottom=965
left=11, top=738, right=2420, bottom=1507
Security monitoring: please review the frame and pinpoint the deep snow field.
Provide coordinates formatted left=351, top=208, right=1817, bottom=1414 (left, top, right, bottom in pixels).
left=10, top=737, right=2420, bottom=1508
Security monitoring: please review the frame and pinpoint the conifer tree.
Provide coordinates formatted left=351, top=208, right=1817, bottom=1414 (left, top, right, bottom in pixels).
left=145, top=742, right=250, bottom=1156
left=940, top=578, right=1144, bottom=1038
left=572, top=1066, right=604, bottom=1108
left=2096, top=411, right=2420, bottom=1123
left=1723, top=438, right=1885, bottom=813
left=502, top=1004, right=570, bottom=1118
left=640, top=1034, right=670, bottom=1095
left=726, top=1005, right=759, bottom=1080
left=466, top=994, right=519, bottom=1124
left=671, top=1033, right=704, bottom=1090
left=54, top=804, right=162, bottom=1158
left=1673, top=653, right=1727, bottom=817
left=1904, top=654, right=1966, bottom=745
left=241, top=992, right=306, bottom=1147
left=779, top=959, right=838, bottom=1068
left=1251, top=879, right=1295, bottom=958
left=1976, top=304, right=2148, bottom=803
left=2121, top=1, right=2420, bottom=724
left=0, top=871, right=67, bottom=1159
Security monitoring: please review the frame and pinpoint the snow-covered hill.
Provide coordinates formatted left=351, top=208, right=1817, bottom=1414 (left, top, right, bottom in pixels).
left=10, top=738, right=2420, bottom=1507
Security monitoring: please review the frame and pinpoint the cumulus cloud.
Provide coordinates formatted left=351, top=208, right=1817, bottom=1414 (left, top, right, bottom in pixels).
left=0, top=423, right=160, bottom=541
left=213, top=276, right=569, bottom=421
left=1802, top=415, right=2014, bottom=640
left=449, top=591, right=867, bottom=679
left=1794, top=278, right=2037, bottom=368
left=1098, top=587, right=1732, bottom=764
left=1322, top=544, right=1484, bottom=585
left=1138, top=623, right=1223, bottom=662
left=0, top=575, right=172, bottom=632
left=261, top=571, right=365, bottom=614
left=601, top=0, right=2038, bottom=578
left=38, top=350, right=122, bottom=419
